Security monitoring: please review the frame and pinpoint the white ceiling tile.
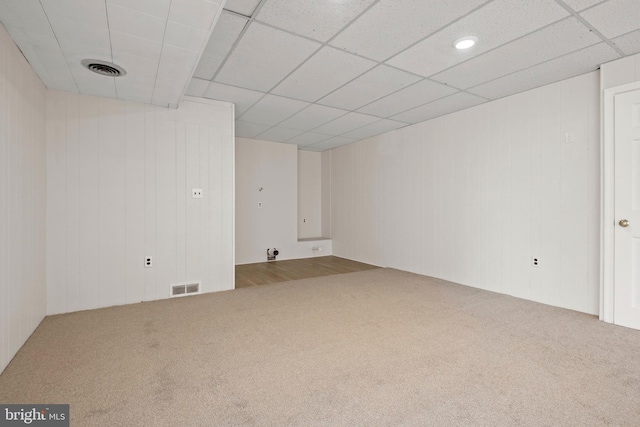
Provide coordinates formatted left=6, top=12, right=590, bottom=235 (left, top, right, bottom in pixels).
left=468, top=43, right=620, bottom=100
left=305, top=136, right=357, bottom=151
left=185, top=78, right=210, bottom=97
left=49, top=19, right=111, bottom=55
left=168, top=0, right=221, bottom=31
left=612, top=31, right=640, bottom=55
left=342, top=119, right=408, bottom=140
left=239, top=94, right=309, bottom=126
left=116, top=75, right=155, bottom=93
left=256, top=0, right=375, bottom=42
left=563, top=0, right=607, bottom=11
left=312, top=112, right=380, bottom=135
left=73, top=74, right=117, bottom=99
left=115, top=77, right=154, bottom=103
left=223, top=0, right=261, bottom=17
left=106, top=0, right=172, bottom=19
left=357, top=79, right=458, bottom=117
left=215, top=22, right=321, bottom=92
left=255, top=127, right=304, bottom=143
left=0, top=0, right=54, bottom=37
left=204, top=82, right=264, bottom=117
left=272, top=46, right=376, bottom=102
left=330, top=0, right=486, bottom=61
left=235, top=121, right=271, bottom=138
left=110, top=31, right=162, bottom=61
left=580, top=0, right=640, bottom=39
left=44, top=72, right=79, bottom=92
left=431, top=17, right=602, bottom=89
left=287, top=132, right=331, bottom=147
left=156, top=45, right=199, bottom=82
left=387, top=0, right=569, bottom=78
left=111, top=53, right=159, bottom=79
left=152, top=76, right=186, bottom=94
left=107, top=4, right=166, bottom=42
left=164, top=20, right=208, bottom=52
left=278, top=104, right=349, bottom=131
left=392, top=92, right=486, bottom=124
left=40, top=0, right=108, bottom=28
left=193, top=13, right=247, bottom=80
left=318, top=65, right=421, bottom=110
left=151, top=78, right=185, bottom=105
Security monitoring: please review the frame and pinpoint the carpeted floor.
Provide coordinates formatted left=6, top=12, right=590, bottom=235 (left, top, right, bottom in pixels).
left=1, top=269, right=639, bottom=426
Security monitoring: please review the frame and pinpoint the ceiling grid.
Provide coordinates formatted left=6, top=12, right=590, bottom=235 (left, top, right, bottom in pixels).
left=1, top=0, right=639, bottom=150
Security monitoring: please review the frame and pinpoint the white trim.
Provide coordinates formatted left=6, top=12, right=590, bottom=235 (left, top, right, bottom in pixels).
left=601, top=80, right=640, bottom=323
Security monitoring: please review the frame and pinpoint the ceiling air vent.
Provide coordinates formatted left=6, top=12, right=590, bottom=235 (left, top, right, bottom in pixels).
left=81, top=59, right=126, bottom=77
left=170, top=282, right=201, bottom=298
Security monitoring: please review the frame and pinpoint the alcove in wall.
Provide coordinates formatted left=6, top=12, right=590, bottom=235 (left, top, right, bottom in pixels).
left=298, top=150, right=331, bottom=241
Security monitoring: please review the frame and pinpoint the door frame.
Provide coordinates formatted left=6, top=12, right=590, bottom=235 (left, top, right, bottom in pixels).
left=601, top=81, right=640, bottom=323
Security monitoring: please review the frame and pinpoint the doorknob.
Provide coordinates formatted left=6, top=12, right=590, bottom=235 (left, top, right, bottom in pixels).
left=619, top=219, right=630, bottom=227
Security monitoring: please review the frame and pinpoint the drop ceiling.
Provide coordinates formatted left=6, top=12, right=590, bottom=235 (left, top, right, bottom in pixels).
left=1, top=0, right=640, bottom=151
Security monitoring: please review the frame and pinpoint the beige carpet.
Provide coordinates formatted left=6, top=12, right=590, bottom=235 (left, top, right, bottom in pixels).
left=1, top=269, right=640, bottom=426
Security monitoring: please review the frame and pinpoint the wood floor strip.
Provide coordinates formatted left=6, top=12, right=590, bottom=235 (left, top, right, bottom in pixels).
left=235, top=256, right=380, bottom=288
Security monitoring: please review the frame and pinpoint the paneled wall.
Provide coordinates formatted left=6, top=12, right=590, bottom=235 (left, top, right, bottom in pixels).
left=330, top=71, right=600, bottom=315
left=46, top=92, right=234, bottom=315
left=0, top=24, right=47, bottom=373
left=601, top=52, right=640, bottom=91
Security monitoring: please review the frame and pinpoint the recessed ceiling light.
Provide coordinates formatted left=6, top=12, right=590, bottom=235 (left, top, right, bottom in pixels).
left=81, top=59, right=126, bottom=77
left=454, top=36, right=477, bottom=50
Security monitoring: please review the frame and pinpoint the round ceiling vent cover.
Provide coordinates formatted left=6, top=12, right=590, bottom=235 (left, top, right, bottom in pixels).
left=81, top=59, right=126, bottom=77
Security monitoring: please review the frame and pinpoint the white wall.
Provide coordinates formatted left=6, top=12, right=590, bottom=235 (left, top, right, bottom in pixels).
left=46, top=93, right=234, bottom=315
left=601, top=52, right=640, bottom=91
left=0, top=24, right=47, bottom=373
left=330, top=71, right=600, bottom=315
left=298, top=150, right=322, bottom=239
left=236, top=138, right=332, bottom=264
left=236, top=138, right=297, bottom=264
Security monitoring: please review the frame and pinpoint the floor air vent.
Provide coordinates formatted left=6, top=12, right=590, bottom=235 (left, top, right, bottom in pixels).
left=170, top=282, right=201, bottom=298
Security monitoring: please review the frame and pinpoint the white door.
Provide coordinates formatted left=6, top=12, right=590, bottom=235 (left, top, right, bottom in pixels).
left=614, top=89, right=640, bottom=330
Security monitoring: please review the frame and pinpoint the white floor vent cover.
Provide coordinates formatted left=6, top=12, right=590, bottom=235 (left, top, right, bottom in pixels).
left=170, top=282, right=201, bottom=298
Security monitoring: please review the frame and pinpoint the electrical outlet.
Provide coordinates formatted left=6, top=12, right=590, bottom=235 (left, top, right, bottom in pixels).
left=192, top=188, right=203, bottom=199
left=144, top=256, right=153, bottom=268
left=532, top=257, right=540, bottom=267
